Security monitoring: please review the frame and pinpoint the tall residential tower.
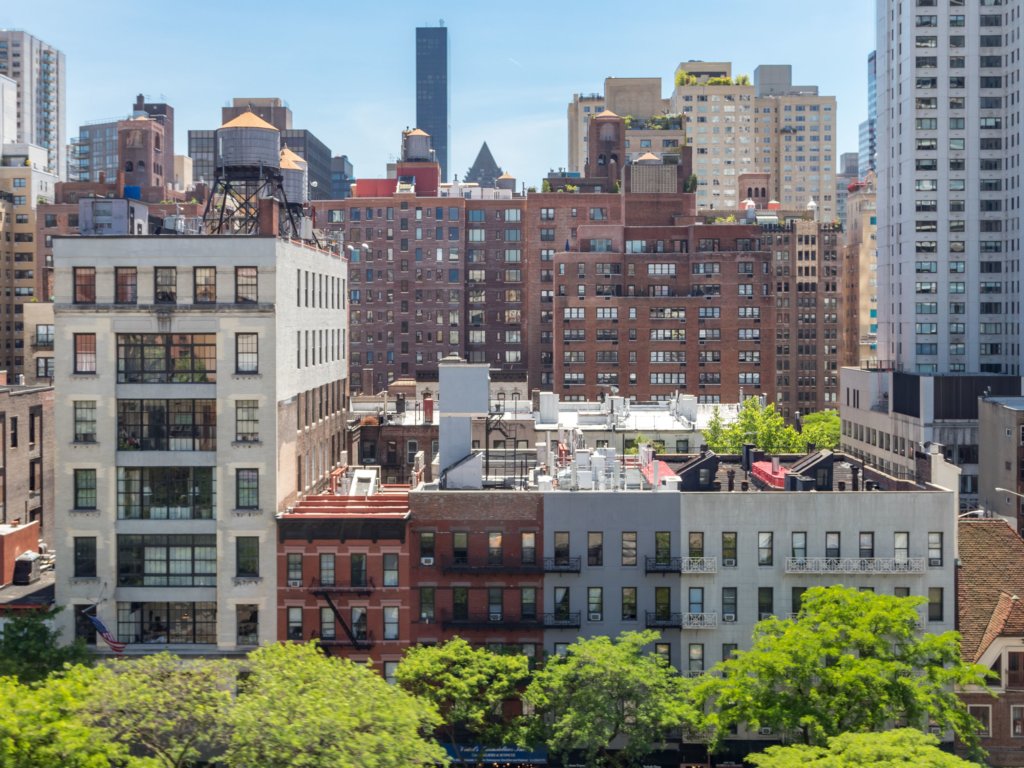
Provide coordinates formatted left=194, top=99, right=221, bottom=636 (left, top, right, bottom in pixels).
left=416, top=25, right=449, bottom=182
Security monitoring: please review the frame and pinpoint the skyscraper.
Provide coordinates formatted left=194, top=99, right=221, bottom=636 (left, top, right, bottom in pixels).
left=416, top=25, right=448, bottom=182
left=0, top=30, right=66, bottom=178
left=876, top=1, right=1020, bottom=375
left=858, top=51, right=877, bottom=179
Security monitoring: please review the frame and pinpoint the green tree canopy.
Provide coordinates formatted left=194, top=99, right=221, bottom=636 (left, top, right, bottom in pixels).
left=0, top=666, right=154, bottom=768
left=86, top=652, right=237, bottom=768
left=747, top=728, right=977, bottom=768
left=226, top=642, right=444, bottom=768
left=798, top=410, right=840, bottom=450
left=523, top=630, right=689, bottom=768
left=396, top=637, right=529, bottom=764
left=0, top=607, right=93, bottom=683
left=703, top=398, right=804, bottom=454
left=690, top=586, right=992, bottom=756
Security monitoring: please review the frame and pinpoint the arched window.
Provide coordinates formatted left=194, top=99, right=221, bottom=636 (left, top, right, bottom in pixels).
left=136, top=160, right=146, bottom=171
left=124, top=161, right=133, bottom=172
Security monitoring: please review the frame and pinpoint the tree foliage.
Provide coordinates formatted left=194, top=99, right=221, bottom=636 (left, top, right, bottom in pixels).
left=397, top=637, right=529, bottom=763
left=702, top=400, right=839, bottom=454
left=0, top=607, right=93, bottom=683
left=0, top=666, right=153, bottom=768
left=689, top=587, right=992, bottom=756
left=226, top=642, right=444, bottom=768
left=747, top=728, right=977, bottom=768
left=523, top=631, right=690, bottom=768
left=86, top=652, right=237, bottom=768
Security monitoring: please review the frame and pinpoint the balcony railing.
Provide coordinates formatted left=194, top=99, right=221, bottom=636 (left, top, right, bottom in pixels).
left=303, top=577, right=375, bottom=596
left=543, top=612, right=581, bottom=629
left=441, top=556, right=543, bottom=575
left=645, top=556, right=718, bottom=574
left=645, top=611, right=682, bottom=629
left=785, top=557, right=927, bottom=575
left=544, top=557, right=581, bottom=573
left=440, top=611, right=541, bottom=630
left=683, top=612, right=718, bottom=629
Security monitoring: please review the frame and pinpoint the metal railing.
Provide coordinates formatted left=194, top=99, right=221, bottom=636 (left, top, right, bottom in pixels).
left=785, top=557, right=926, bottom=575
left=543, top=612, right=581, bottom=628
left=544, top=557, right=581, bottom=573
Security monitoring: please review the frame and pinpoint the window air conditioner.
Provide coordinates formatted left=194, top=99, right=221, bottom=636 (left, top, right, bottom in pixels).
left=287, top=579, right=303, bottom=588
left=420, top=557, right=435, bottom=566
left=723, top=613, right=736, bottom=622
left=759, top=727, right=773, bottom=736
left=489, top=613, right=502, bottom=622
left=722, top=558, right=737, bottom=567
left=928, top=558, right=942, bottom=567
left=588, top=612, right=603, bottom=622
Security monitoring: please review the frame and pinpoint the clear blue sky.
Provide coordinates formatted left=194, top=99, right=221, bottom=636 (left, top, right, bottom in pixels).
left=3, top=0, right=874, bottom=188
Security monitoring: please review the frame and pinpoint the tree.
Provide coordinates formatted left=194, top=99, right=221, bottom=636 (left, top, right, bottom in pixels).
left=702, top=398, right=804, bottom=454
left=735, top=74, right=751, bottom=86
left=747, top=729, right=977, bottom=768
left=86, top=652, right=237, bottom=768
left=226, top=642, right=444, bottom=768
left=702, top=407, right=726, bottom=452
left=0, top=665, right=153, bottom=768
left=689, top=586, right=992, bottom=756
left=523, top=631, right=689, bottom=768
left=0, top=607, right=93, bottom=683
left=397, top=637, right=529, bottom=764
left=541, top=179, right=552, bottom=192
left=674, top=70, right=698, bottom=87
left=799, top=410, right=840, bottom=451
left=684, top=173, right=698, bottom=193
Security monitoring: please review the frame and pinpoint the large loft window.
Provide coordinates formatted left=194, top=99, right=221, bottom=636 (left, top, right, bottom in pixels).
left=116, top=399, right=216, bottom=451
left=117, top=334, right=216, bottom=383
left=116, top=467, right=214, bottom=519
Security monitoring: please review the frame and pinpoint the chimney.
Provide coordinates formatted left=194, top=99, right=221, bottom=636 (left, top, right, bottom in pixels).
left=258, top=199, right=280, bottom=237
left=806, top=442, right=816, bottom=454
left=727, top=469, right=735, bottom=492
left=771, top=456, right=780, bottom=474
left=851, top=465, right=860, bottom=491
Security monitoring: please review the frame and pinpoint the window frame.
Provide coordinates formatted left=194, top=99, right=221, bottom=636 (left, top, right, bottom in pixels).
left=234, top=266, right=258, bottom=304
left=74, top=333, right=97, bottom=374
left=235, top=333, right=259, bottom=374
left=236, top=468, right=259, bottom=510
left=74, top=469, right=97, bottom=510
left=235, top=536, right=260, bottom=578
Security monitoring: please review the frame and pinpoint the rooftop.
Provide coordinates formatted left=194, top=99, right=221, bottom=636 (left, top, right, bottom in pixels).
left=219, top=112, right=279, bottom=131
left=958, top=519, right=1024, bottom=662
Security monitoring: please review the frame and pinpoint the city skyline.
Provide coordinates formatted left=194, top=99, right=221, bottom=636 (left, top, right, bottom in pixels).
left=1, top=0, right=873, bottom=188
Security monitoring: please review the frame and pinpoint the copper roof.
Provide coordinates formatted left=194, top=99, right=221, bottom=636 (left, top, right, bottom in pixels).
left=595, top=109, right=619, bottom=118
left=958, top=519, right=1024, bottom=661
left=635, top=152, right=660, bottom=162
left=279, top=146, right=306, bottom=170
left=405, top=128, right=430, bottom=137
left=219, top=112, right=279, bottom=131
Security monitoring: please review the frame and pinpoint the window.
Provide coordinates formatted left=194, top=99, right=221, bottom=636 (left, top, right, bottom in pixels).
left=621, top=531, right=637, bottom=566
left=895, top=532, right=909, bottom=563
left=116, top=400, right=216, bottom=451
left=928, top=532, right=943, bottom=566
left=117, top=467, right=214, bottom=520
left=383, top=606, right=399, bottom=640
left=351, top=607, right=368, bottom=641
left=287, top=553, right=303, bottom=584
left=655, top=643, right=671, bottom=666
left=488, top=532, right=503, bottom=564
left=689, top=643, right=704, bottom=674
left=622, top=587, right=637, bottom=621
left=154, top=267, right=177, bottom=304
left=968, top=706, right=991, bottom=738
left=193, top=267, right=216, bottom=303
left=116, top=533, right=217, bottom=587
left=236, top=333, right=258, bottom=373
left=722, top=532, right=737, bottom=564
left=236, top=537, right=259, bottom=577
left=792, top=586, right=806, bottom=615
left=688, top=532, right=704, bottom=558
left=236, top=469, right=259, bottom=509
left=73, top=267, right=96, bottom=304
left=381, top=552, right=398, bottom=587
left=588, top=531, right=603, bottom=566
left=758, top=587, right=774, bottom=619
left=74, top=469, right=97, bottom=509
left=722, top=587, right=737, bottom=621
left=117, top=334, right=217, bottom=384
left=287, top=607, right=303, bottom=640
left=655, top=531, right=671, bottom=565
left=588, top=587, right=603, bottom=621
left=928, top=587, right=943, bottom=622
left=319, top=554, right=335, bottom=586
left=237, top=605, right=258, bottom=646
left=521, top=532, right=536, bottom=564
left=1015, top=707, right=1024, bottom=738
left=419, top=587, right=435, bottom=622
left=521, top=587, right=537, bottom=620
left=453, top=587, right=469, bottom=620
left=758, top=532, right=773, bottom=565
left=689, top=587, right=704, bottom=615
left=74, top=537, right=97, bottom=578
left=235, top=400, right=259, bottom=443
left=859, top=532, right=875, bottom=559
left=452, top=532, right=468, bottom=564
left=419, top=532, right=435, bottom=561
left=117, top=601, right=217, bottom=644
left=554, top=532, right=570, bottom=565
left=826, top=531, right=841, bottom=558
left=792, top=531, right=807, bottom=559
left=74, top=334, right=97, bottom=374
left=654, top=586, right=671, bottom=620
left=351, top=554, right=368, bottom=587
left=74, top=401, right=97, bottom=443
left=319, top=607, right=336, bottom=640
left=235, top=267, right=258, bottom=303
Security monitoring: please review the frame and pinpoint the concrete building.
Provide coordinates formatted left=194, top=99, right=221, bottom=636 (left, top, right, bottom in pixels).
left=416, top=25, right=449, bottom=182
left=329, top=155, right=353, bottom=200
left=842, top=173, right=878, bottom=366
left=69, top=118, right=120, bottom=184
left=0, top=31, right=66, bottom=179
left=0, top=74, right=15, bottom=147
left=876, top=0, right=1021, bottom=376
left=957, top=519, right=1024, bottom=766
left=835, top=152, right=859, bottom=230
left=978, top=396, right=1024, bottom=533
left=0, top=143, right=57, bottom=377
left=53, top=231, right=348, bottom=654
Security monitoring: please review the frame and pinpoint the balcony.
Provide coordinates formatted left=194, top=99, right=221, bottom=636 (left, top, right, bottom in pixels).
left=784, top=557, right=926, bottom=575
left=31, top=337, right=54, bottom=350
left=645, top=611, right=682, bottom=629
left=543, top=611, right=581, bottom=629
left=319, top=634, right=374, bottom=651
left=440, top=611, right=541, bottom=631
left=441, top=556, right=543, bottom=575
left=544, top=556, right=581, bottom=573
left=645, top=556, right=718, bottom=574
left=683, top=612, right=718, bottom=629
left=303, top=578, right=374, bottom=596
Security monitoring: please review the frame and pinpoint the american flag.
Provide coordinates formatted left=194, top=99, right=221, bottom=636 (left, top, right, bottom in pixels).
left=87, top=613, right=126, bottom=654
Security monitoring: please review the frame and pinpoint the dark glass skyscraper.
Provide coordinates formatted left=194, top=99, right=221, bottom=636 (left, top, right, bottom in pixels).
left=416, top=26, right=449, bottom=181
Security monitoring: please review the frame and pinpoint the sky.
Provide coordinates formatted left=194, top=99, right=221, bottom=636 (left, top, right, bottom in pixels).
left=2, top=0, right=875, bottom=188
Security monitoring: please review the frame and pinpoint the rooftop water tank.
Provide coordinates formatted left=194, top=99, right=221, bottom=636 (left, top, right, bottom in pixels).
left=216, top=112, right=281, bottom=171
left=279, top=146, right=308, bottom=204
